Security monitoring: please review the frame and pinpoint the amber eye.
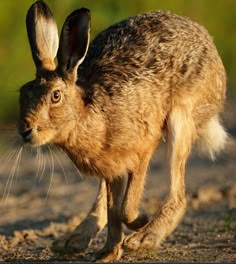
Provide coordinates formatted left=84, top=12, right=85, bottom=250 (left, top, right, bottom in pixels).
left=51, top=90, right=61, bottom=103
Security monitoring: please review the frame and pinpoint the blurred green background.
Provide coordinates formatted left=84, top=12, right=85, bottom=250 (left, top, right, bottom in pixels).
left=0, top=0, right=235, bottom=124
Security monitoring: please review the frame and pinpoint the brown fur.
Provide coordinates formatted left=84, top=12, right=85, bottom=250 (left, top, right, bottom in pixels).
left=19, top=1, right=227, bottom=261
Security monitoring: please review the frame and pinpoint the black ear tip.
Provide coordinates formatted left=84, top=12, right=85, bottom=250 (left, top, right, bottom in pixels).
left=29, top=0, right=47, bottom=10
left=27, top=0, right=53, bottom=19
left=68, top=8, right=91, bottom=20
left=35, top=0, right=46, bottom=4
left=34, top=0, right=49, bottom=8
left=79, top=8, right=91, bottom=20
left=80, top=8, right=91, bottom=16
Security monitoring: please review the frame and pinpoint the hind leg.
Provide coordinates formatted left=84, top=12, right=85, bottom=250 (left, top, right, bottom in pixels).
left=52, top=179, right=107, bottom=253
left=123, top=107, right=194, bottom=251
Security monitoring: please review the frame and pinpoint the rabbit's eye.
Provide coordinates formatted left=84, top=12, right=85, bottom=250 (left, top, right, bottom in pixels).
left=51, top=90, right=61, bottom=103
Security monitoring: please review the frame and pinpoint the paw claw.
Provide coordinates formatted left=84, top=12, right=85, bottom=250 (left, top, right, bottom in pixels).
left=123, top=231, right=159, bottom=251
left=94, top=246, right=123, bottom=262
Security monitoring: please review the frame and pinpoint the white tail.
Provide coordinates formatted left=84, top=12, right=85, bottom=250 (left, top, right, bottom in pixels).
left=197, top=115, right=228, bottom=160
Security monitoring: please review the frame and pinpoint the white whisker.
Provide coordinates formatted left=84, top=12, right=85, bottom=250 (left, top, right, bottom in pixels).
left=39, top=149, right=46, bottom=183
left=1, top=148, right=19, bottom=202
left=51, top=148, right=68, bottom=184
left=35, top=147, right=42, bottom=181
left=0, top=136, right=17, bottom=150
left=36, top=146, right=39, bottom=164
left=57, top=147, right=83, bottom=180
left=0, top=144, right=18, bottom=173
left=7, top=147, right=23, bottom=199
left=2, top=146, right=23, bottom=203
left=15, top=146, right=23, bottom=182
left=45, top=145, right=55, bottom=200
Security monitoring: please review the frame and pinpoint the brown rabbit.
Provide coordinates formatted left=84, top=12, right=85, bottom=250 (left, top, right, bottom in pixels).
left=19, top=0, right=227, bottom=261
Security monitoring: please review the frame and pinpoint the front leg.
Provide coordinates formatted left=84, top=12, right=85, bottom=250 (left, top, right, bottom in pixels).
left=95, top=177, right=126, bottom=262
left=52, top=179, right=107, bottom=253
left=121, top=154, right=152, bottom=231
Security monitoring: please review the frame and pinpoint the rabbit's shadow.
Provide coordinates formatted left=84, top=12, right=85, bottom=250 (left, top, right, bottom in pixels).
left=0, top=214, right=68, bottom=237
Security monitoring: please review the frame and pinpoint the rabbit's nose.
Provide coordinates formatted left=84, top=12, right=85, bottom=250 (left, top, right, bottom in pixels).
left=20, top=128, right=32, bottom=141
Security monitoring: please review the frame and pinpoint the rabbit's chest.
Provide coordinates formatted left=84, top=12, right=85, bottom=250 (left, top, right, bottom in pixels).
left=72, top=149, right=140, bottom=180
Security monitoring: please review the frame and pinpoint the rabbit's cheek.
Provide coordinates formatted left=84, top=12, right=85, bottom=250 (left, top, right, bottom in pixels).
left=36, top=129, right=56, bottom=146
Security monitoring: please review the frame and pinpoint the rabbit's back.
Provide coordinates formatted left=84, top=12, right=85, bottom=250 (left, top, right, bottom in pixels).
left=78, top=10, right=225, bottom=104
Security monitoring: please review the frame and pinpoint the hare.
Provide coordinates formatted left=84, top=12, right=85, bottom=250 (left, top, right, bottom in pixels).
left=19, top=0, right=227, bottom=261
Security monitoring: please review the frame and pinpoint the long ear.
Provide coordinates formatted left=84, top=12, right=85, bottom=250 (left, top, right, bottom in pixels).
left=57, top=8, right=90, bottom=78
left=26, top=0, right=59, bottom=74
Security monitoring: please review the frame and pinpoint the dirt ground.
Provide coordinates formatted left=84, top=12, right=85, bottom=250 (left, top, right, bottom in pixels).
left=0, top=98, right=235, bottom=262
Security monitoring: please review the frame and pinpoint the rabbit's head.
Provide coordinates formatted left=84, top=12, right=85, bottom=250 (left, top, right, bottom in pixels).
left=18, top=1, right=90, bottom=146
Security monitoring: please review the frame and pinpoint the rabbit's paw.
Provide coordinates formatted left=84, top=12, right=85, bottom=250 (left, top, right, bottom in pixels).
left=64, top=230, right=94, bottom=253
left=51, top=233, right=72, bottom=253
left=52, top=226, right=95, bottom=253
left=123, top=230, right=160, bottom=251
left=91, top=245, right=123, bottom=262
left=65, top=215, right=104, bottom=253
